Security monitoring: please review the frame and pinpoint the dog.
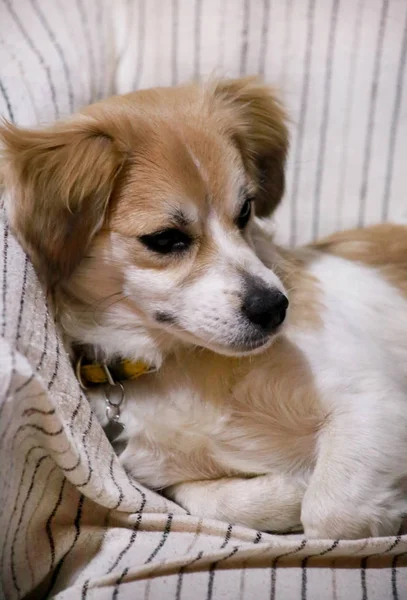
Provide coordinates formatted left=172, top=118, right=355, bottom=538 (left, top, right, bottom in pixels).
left=2, top=77, right=407, bottom=539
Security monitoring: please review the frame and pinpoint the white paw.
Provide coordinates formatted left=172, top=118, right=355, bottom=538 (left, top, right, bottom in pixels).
left=301, top=489, right=404, bottom=540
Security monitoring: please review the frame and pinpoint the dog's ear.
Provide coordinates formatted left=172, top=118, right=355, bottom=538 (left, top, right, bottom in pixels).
left=213, top=77, right=289, bottom=217
left=0, top=117, right=124, bottom=285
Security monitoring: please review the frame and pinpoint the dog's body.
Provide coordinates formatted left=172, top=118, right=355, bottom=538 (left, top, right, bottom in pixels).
left=87, top=224, right=407, bottom=538
left=1, top=79, right=407, bottom=539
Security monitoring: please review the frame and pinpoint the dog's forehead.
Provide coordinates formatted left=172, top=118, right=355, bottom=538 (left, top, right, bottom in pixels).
left=110, top=120, right=246, bottom=234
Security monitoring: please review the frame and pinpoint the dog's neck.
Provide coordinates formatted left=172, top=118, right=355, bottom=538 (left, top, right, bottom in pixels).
left=60, top=303, right=181, bottom=371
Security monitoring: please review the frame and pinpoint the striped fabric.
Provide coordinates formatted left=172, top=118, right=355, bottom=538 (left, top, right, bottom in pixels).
left=0, top=1, right=406, bottom=598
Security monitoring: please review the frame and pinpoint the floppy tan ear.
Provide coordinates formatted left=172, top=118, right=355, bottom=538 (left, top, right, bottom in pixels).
left=213, top=77, right=289, bottom=217
left=0, top=117, right=124, bottom=285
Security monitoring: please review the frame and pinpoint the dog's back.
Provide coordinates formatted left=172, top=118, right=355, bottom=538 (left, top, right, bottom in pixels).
left=312, top=224, right=407, bottom=293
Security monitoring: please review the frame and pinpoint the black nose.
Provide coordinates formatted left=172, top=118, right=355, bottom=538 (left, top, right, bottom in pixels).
left=242, top=279, right=288, bottom=332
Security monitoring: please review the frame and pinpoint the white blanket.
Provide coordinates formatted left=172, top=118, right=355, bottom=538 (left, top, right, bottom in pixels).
left=0, top=1, right=406, bottom=598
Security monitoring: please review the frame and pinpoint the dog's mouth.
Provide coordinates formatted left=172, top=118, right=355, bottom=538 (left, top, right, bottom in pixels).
left=217, top=325, right=285, bottom=356
left=152, top=313, right=283, bottom=357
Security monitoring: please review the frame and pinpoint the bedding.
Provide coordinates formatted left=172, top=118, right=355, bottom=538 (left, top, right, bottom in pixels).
left=1, top=1, right=406, bottom=598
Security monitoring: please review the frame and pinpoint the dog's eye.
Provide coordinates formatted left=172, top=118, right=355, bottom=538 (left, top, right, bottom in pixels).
left=139, top=228, right=191, bottom=255
left=236, top=198, right=254, bottom=230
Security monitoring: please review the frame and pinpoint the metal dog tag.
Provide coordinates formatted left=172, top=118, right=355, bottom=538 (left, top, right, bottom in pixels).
left=103, top=417, right=125, bottom=443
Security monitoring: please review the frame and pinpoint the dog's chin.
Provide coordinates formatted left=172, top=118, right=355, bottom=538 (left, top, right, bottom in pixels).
left=209, top=332, right=279, bottom=357
left=166, top=327, right=280, bottom=358
left=149, top=317, right=285, bottom=359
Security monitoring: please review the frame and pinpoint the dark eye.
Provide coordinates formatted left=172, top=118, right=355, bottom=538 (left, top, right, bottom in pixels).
left=139, top=228, right=191, bottom=255
left=236, top=198, right=254, bottom=230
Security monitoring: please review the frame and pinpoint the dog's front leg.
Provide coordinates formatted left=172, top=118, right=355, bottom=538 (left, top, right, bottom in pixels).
left=301, top=398, right=407, bottom=539
left=166, top=473, right=305, bottom=532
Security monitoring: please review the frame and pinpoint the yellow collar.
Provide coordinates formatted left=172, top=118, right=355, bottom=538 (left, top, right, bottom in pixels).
left=76, top=356, right=153, bottom=388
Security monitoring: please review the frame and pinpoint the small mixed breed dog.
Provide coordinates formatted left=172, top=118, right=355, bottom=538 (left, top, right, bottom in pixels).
left=1, top=78, right=407, bottom=539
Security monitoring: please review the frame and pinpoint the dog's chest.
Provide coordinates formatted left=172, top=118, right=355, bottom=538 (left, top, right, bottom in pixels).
left=113, top=344, right=323, bottom=489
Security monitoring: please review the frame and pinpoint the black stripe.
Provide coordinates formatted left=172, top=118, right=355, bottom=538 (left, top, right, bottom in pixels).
left=289, top=0, right=316, bottom=246
left=358, top=0, right=389, bottom=226
left=361, top=556, right=368, bottom=600
left=45, top=476, right=67, bottom=569
left=81, top=401, right=94, bottom=441
left=0, top=423, right=70, bottom=531
left=381, top=6, right=407, bottom=221
left=110, top=453, right=124, bottom=509
left=0, top=35, right=39, bottom=119
left=25, top=463, right=58, bottom=588
left=172, top=0, right=178, bottom=85
left=22, top=407, right=55, bottom=417
left=46, top=493, right=85, bottom=596
left=69, top=393, right=84, bottom=430
left=54, top=0, right=87, bottom=102
left=112, top=566, right=129, bottom=600
left=2, top=225, right=9, bottom=337
left=145, top=513, right=173, bottom=563
left=61, top=396, right=90, bottom=474
left=16, top=423, right=64, bottom=437
left=95, top=0, right=105, bottom=100
left=62, top=453, right=81, bottom=473
left=279, top=0, right=293, bottom=88
left=318, top=539, right=339, bottom=556
left=1, top=445, right=46, bottom=571
left=194, top=0, right=202, bottom=80
left=9, top=454, right=50, bottom=593
left=312, top=0, right=340, bottom=239
left=205, top=523, right=233, bottom=600
left=0, top=419, right=65, bottom=527
left=0, top=77, right=14, bottom=121
left=82, top=579, right=89, bottom=600
left=126, top=472, right=148, bottom=511
left=3, top=0, right=59, bottom=118
left=391, top=549, right=407, bottom=600
left=107, top=512, right=144, bottom=574
left=220, top=524, right=233, bottom=549
left=270, top=539, right=307, bottom=600
left=30, top=0, right=74, bottom=111
left=240, top=0, right=250, bottom=76
left=72, top=406, right=94, bottom=485
left=47, top=331, right=60, bottom=391
left=107, top=485, right=147, bottom=573
left=301, top=540, right=339, bottom=600
left=362, top=533, right=402, bottom=600
left=133, top=0, right=146, bottom=90
left=258, top=0, right=271, bottom=76
left=15, top=298, right=50, bottom=394
left=335, top=0, right=365, bottom=228
left=75, top=0, right=96, bottom=103
left=217, top=0, right=227, bottom=68
left=392, top=553, right=400, bottom=600
left=176, top=551, right=204, bottom=600
left=207, top=546, right=239, bottom=600
left=2, top=348, right=15, bottom=412
left=385, top=533, right=403, bottom=555
left=254, top=531, right=262, bottom=544
left=15, top=255, right=29, bottom=347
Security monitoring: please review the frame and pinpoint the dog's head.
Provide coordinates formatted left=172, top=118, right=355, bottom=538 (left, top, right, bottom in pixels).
left=0, top=78, right=289, bottom=360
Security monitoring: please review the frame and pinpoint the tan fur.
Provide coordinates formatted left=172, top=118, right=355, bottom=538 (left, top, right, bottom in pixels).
left=0, top=77, right=288, bottom=286
left=313, top=224, right=407, bottom=298
left=0, top=119, right=124, bottom=283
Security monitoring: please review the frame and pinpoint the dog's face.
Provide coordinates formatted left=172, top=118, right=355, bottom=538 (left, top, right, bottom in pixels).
left=1, top=78, right=289, bottom=358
